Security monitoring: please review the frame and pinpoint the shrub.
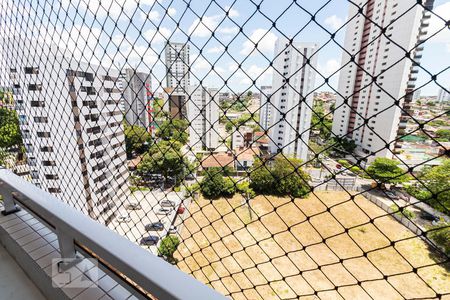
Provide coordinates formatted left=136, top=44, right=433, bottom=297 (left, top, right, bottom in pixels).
left=222, top=177, right=236, bottom=197
left=236, top=181, right=256, bottom=198
left=427, top=224, right=450, bottom=255
left=158, top=235, right=180, bottom=263
left=390, top=204, right=415, bottom=220
left=337, top=159, right=351, bottom=168
left=350, top=166, right=361, bottom=174
left=250, top=156, right=310, bottom=198
left=200, top=170, right=226, bottom=199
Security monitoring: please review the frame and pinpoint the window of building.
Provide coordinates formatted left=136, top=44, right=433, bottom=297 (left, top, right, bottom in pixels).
left=28, top=84, right=42, bottom=91
left=24, top=67, right=39, bottom=74
left=40, top=146, right=53, bottom=152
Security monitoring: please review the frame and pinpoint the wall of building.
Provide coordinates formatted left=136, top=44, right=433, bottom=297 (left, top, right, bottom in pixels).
left=7, top=41, right=128, bottom=224
left=269, top=37, right=318, bottom=161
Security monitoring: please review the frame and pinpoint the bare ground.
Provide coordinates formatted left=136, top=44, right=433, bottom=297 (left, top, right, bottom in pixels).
left=174, top=191, right=450, bottom=299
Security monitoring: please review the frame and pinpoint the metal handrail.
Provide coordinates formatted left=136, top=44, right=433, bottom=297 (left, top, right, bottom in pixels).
left=0, top=168, right=226, bottom=300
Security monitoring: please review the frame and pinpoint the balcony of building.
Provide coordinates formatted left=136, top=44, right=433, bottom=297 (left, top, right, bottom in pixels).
left=0, top=168, right=225, bottom=300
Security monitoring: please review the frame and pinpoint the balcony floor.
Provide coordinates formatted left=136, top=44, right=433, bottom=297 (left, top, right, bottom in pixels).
left=0, top=243, right=46, bottom=300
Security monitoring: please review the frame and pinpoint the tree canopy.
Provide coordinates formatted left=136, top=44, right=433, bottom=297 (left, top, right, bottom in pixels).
left=0, top=108, right=22, bottom=149
left=137, top=140, right=188, bottom=183
left=156, top=119, right=189, bottom=144
left=200, top=168, right=235, bottom=199
left=124, top=124, right=151, bottom=158
left=250, top=156, right=310, bottom=198
left=435, top=129, right=450, bottom=142
left=407, top=160, right=450, bottom=212
left=158, top=235, right=180, bottom=263
left=366, top=157, right=409, bottom=184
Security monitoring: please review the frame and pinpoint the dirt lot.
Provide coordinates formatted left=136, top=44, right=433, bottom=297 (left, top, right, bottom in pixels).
left=174, top=191, right=450, bottom=299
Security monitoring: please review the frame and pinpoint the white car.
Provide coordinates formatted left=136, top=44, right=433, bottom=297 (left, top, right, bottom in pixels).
left=116, top=214, right=131, bottom=223
left=155, top=207, right=174, bottom=215
left=160, top=199, right=176, bottom=207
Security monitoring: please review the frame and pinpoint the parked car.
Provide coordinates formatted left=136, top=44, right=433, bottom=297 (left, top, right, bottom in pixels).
left=125, top=202, right=142, bottom=210
left=145, top=222, right=165, bottom=231
left=177, top=205, right=185, bottom=214
left=140, top=236, right=159, bottom=246
left=160, top=199, right=176, bottom=207
left=385, top=191, right=399, bottom=200
left=168, top=225, right=178, bottom=234
left=116, top=214, right=131, bottom=223
left=155, top=207, right=174, bottom=215
left=420, top=211, right=439, bottom=222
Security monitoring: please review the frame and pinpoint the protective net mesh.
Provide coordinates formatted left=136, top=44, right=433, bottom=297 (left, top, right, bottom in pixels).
left=1, top=0, right=449, bottom=299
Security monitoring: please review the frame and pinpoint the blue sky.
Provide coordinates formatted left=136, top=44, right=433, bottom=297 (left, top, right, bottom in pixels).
left=4, top=0, right=450, bottom=95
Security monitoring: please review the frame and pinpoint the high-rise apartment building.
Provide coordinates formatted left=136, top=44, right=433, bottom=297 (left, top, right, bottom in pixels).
left=269, top=37, right=319, bottom=161
left=165, top=42, right=190, bottom=120
left=165, top=42, right=190, bottom=95
left=7, top=42, right=128, bottom=224
left=331, top=0, right=434, bottom=159
left=122, top=69, right=152, bottom=130
left=187, top=85, right=219, bottom=152
left=259, top=85, right=273, bottom=131
left=437, top=87, right=449, bottom=103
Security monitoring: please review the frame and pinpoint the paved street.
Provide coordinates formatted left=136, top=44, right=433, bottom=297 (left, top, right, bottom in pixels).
left=109, top=189, right=186, bottom=255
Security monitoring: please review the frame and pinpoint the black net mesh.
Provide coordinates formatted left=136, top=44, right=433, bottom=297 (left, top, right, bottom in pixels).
left=1, top=0, right=449, bottom=298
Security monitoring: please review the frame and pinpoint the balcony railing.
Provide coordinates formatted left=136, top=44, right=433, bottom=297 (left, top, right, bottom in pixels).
left=0, top=167, right=226, bottom=300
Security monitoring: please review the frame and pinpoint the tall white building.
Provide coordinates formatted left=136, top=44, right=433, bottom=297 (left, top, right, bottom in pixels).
left=269, top=38, right=319, bottom=161
left=331, top=0, right=434, bottom=159
left=165, top=42, right=190, bottom=95
left=259, top=85, right=273, bottom=131
left=122, top=68, right=152, bottom=130
left=437, top=87, right=449, bottom=103
left=6, top=42, right=128, bottom=224
left=187, top=86, right=219, bottom=152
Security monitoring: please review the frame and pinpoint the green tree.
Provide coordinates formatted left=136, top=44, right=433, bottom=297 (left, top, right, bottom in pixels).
left=366, top=158, right=409, bottom=184
left=158, top=235, right=180, bottom=263
left=124, top=124, right=151, bottom=158
left=407, top=160, right=450, bottom=212
left=435, top=129, right=450, bottom=142
left=329, top=137, right=357, bottom=156
left=200, top=169, right=226, bottom=199
left=138, top=141, right=187, bottom=183
left=156, top=119, right=189, bottom=144
left=250, top=156, right=310, bottom=198
left=427, top=224, right=450, bottom=255
left=249, top=159, right=275, bottom=195
left=0, top=108, right=22, bottom=149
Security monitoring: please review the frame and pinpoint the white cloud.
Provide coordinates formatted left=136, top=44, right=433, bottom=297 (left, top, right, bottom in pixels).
left=240, top=29, right=277, bottom=56
left=228, top=62, right=239, bottom=72
left=233, top=64, right=273, bottom=85
left=324, top=15, right=344, bottom=31
left=318, top=58, right=340, bottom=77
left=188, top=15, right=220, bottom=37
left=427, top=2, right=450, bottom=52
left=224, top=6, right=239, bottom=18
left=125, top=45, right=158, bottom=67
left=218, top=26, right=238, bottom=35
left=192, top=56, right=211, bottom=71
left=143, top=27, right=172, bottom=44
left=140, top=10, right=160, bottom=21
left=207, top=46, right=225, bottom=54
left=215, top=66, right=226, bottom=74
left=167, top=7, right=176, bottom=17
left=188, top=9, right=239, bottom=38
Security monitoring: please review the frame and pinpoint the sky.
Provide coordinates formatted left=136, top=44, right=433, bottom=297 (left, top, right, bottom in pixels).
left=1, top=0, right=449, bottom=96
